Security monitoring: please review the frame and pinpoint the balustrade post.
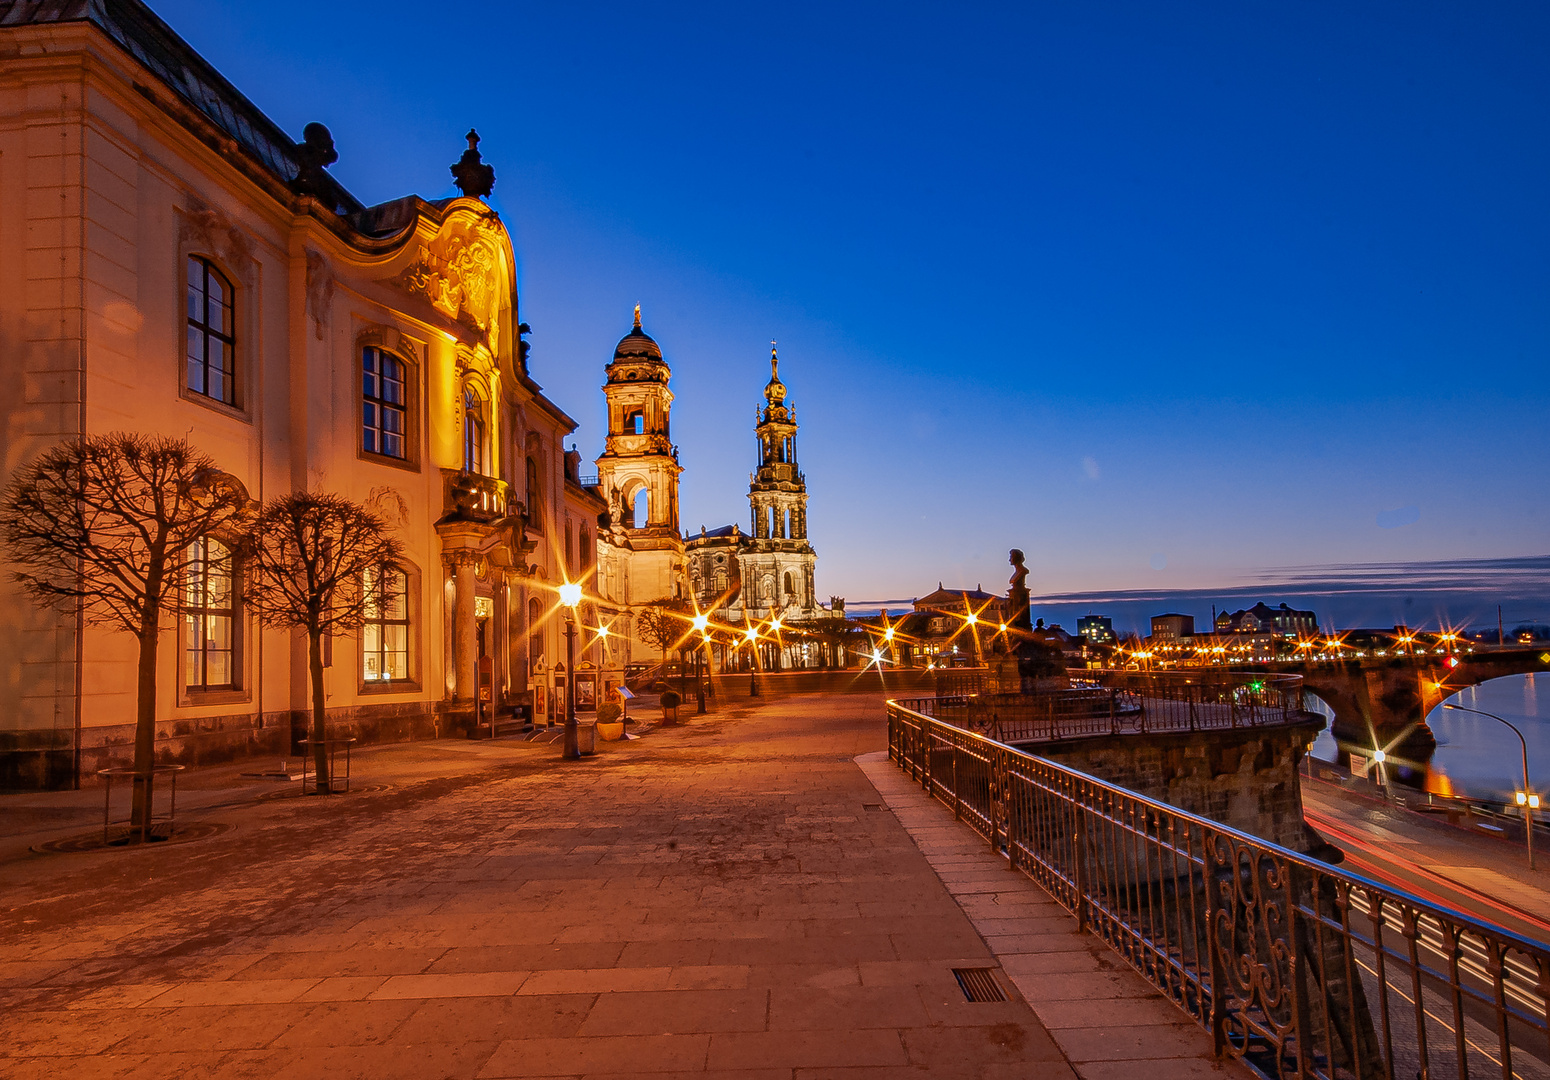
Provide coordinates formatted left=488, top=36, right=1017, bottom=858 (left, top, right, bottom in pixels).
left=1284, top=860, right=1315, bottom=1078
left=1072, top=793, right=1089, bottom=934
left=1203, top=831, right=1229, bottom=1059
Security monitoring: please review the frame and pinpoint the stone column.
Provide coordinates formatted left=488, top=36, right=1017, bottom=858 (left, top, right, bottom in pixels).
left=443, top=550, right=479, bottom=702
left=493, top=573, right=510, bottom=704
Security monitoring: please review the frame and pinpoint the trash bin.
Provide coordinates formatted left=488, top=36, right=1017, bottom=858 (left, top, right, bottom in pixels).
left=577, top=721, right=597, bottom=756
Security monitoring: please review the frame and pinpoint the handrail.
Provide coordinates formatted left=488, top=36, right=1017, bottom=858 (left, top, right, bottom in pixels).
left=887, top=697, right=1550, bottom=1080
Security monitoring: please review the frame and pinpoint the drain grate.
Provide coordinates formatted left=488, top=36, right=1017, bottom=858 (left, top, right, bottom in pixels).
left=952, top=967, right=1007, bottom=1002
left=862, top=803, right=883, bottom=811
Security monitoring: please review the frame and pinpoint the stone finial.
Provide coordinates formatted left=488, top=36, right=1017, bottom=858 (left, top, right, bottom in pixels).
left=633, top=303, right=642, bottom=329
left=291, top=122, right=338, bottom=198
left=450, top=129, right=496, bottom=199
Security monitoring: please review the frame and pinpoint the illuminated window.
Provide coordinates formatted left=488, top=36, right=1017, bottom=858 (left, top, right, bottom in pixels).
left=186, top=257, right=235, bottom=405
left=463, top=386, right=486, bottom=474
left=362, top=565, right=410, bottom=681
left=184, top=537, right=236, bottom=690
left=362, top=348, right=407, bottom=458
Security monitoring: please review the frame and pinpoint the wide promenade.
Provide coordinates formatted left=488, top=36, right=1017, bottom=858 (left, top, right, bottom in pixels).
left=1, top=694, right=1235, bottom=1079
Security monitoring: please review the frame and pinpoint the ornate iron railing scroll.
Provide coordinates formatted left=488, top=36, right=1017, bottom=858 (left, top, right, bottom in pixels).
left=887, top=698, right=1550, bottom=1080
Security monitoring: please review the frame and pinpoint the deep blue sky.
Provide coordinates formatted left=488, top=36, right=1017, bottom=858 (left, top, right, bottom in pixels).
left=158, top=1, right=1549, bottom=620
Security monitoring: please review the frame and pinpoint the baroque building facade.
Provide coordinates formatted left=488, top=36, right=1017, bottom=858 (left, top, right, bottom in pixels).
left=0, top=0, right=829, bottom=790
left=0, top=0, right=624, bottom=787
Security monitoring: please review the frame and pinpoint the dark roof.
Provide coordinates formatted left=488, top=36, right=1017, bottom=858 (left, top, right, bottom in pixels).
left=613, top=325, right=663, bottom=362
left=1, top=0, right=363, bottom=214
left=915, top=586, right=998, bottom=607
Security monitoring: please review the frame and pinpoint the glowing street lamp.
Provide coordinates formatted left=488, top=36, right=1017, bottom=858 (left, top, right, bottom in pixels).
left=558, top=582, right=583, bottom=760
left=1443, top=703, right=1536, bottom=868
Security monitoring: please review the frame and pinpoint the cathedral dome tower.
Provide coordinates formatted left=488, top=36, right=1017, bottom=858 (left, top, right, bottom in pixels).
left=595, top=306, right=685, bottom=601
left=740, top=343, right=817, bottom=617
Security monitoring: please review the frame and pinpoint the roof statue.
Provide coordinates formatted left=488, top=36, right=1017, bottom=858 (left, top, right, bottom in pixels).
left=290, top=122, right=338, bottom=198
left=450, top=129, right=496, bottom=199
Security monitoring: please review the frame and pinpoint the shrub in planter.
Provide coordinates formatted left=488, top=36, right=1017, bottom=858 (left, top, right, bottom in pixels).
left=596, top=701, right=622, bottom=725
left=659, top=689, right=682, bottom=723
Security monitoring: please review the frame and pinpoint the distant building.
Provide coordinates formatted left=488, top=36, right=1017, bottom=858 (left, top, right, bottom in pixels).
left=1215, top=602, right=1317, bottom=637
left=1150, top=613, right=1195, bottom=642
left=1077, top=615, right=1115, bottom=644
left=913, top=584, right=1012, bottom=625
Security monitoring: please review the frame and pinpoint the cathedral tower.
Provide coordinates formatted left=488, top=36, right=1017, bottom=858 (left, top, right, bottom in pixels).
left=740, top=345, right=817, bottom=616
left=595, top=306, right=685, bottom=601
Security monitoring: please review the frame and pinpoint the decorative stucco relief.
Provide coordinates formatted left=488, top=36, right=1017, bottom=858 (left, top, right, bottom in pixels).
left=389, top=218, right=505, bottom=346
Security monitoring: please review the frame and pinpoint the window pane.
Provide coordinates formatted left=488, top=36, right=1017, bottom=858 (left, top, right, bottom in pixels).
left=384, top=583, right=406, bottom=620
left=206, top=648, right=230, bottom=687
left=384, top=624, right=407, bottom=655
left=187, top=326, right=204, bottom=363
left=208, top=370, right=227, bottom=405
left=363, top=425, right=377, bottom=454
left=206, top=270, right=224, bottom=305
left=385, top=649, right=407, bottom=681
left=206, top=614, right=231, bottom=652
left=187, top=282, right=201, bottom=321
left=383, top=432, right=402, bottom=458
left=209, top=339, right=228, bottom=375
left=383, top=377, right=402, bottom=405
left=363, top=369, right=377, bottom=398
left=382, top=407, right=401, bottom=434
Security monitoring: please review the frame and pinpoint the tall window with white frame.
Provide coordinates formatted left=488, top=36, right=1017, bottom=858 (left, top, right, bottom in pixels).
left=463, top=385, right=486, bottom=474
left=362, top=564, right=410, bottom=682
left=362, top=347, right=407, bottom=458
left=184, top=537, right=236, bottom=690
left=186, top=256, right=235, bottom=405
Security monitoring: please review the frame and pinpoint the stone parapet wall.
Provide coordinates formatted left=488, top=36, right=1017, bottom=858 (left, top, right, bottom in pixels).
left=1027, top=713, right=1327, bottom=853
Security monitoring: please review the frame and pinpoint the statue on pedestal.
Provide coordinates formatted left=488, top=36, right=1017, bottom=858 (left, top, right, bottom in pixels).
left=1007, top=549, right=1032, bottom=632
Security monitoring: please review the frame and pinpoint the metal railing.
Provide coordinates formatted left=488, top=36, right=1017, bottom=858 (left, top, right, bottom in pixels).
left=888, top=699, right=1550, bottom=1080
left=903, top=668, right=1307, bottom=745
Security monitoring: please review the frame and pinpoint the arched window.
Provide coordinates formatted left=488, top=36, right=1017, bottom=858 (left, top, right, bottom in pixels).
left=528, top=596, right=544, bottom=673
left=362, top=564, right=410, bottom=681
left=362, top=347, right=407, bottom=458
left=184, top=537, right=237, bottom=690
left=715, top=568, right=728, bottom=594
left=632, top=489, right=649, bottom=529
left=186, top=256, right=235, bottom=405
left=463, top=385, right=486, bottom=474
left=784, top=571, right=795, bottom=598
left=565, top=519, right=575, bottom=575
left=630, top=411, right=645, bottom=434
left=580, top=525, right=591, bottom=570
left=525, top=456, right=542, bottom=527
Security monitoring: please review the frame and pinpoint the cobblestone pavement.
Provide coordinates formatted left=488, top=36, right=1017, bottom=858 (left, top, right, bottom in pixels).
left=1, top=695, right=1086, bottom=1079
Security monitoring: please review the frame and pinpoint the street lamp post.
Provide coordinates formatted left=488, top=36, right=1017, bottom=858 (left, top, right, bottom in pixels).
left=1443, top=703, right=1536, bottom=870
left=559, top=582, right=582, bottom=760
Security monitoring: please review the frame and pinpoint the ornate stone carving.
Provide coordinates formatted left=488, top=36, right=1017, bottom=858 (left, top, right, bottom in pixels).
left=390, top=217, right=504, bottom=346
left=177, top=198, right=254, bottom=279
left=305, top=249, right=334, bottom=340
left=365, top=486, right=410, bottom=529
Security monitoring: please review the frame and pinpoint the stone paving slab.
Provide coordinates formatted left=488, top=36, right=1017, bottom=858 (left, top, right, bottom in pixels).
left=855, top=751, right=1254, bottom=1080
left=1, top=695, right=1085, bottom=1078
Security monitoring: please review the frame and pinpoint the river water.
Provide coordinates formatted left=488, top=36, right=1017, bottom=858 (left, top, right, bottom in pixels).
left=1310, top=673, right=1550, bottom=804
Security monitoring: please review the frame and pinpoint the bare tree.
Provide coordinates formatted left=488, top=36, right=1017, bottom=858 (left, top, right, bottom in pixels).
left=635, top=600, right=688, bottom=669
left=0, top=434, right=249, bottom=830
left=245, top=493, right=403, bottom=790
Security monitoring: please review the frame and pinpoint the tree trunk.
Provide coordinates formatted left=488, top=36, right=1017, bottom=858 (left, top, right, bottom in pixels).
left=130, top=620, right=160, bottom=832
left=309, top=629, right=330, bottom=792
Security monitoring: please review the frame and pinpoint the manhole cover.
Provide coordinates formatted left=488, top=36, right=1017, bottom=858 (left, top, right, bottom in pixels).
left=33, top=821, right=235, bottom=854
left=256, top=784, right=391, bottom=802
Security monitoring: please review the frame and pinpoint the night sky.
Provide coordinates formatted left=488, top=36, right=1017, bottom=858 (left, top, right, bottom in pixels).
left=155, top=1, right=1549, bottom=628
